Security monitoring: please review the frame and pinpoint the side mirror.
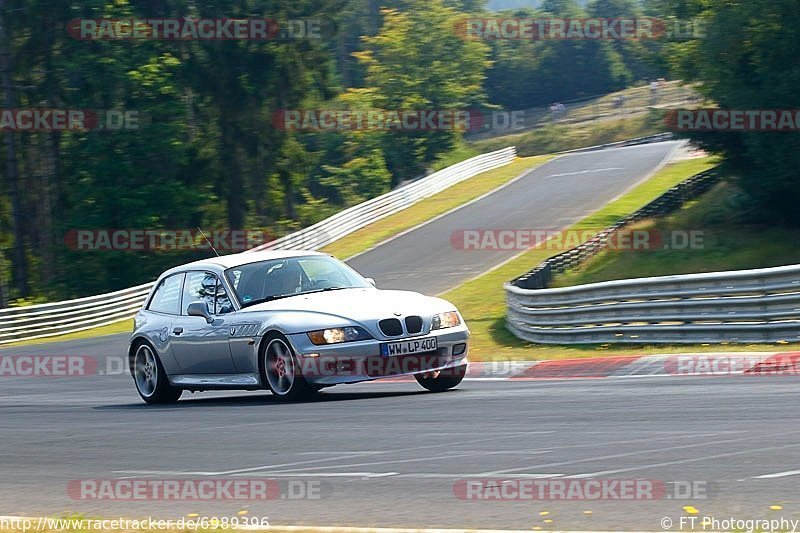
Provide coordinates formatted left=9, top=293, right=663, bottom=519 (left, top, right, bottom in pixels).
left=365, top=277, right=376, bottom=287
left=187, top=301, right=213, bottom=323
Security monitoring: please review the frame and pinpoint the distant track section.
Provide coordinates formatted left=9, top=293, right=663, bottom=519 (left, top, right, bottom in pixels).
left=349, top=141, right=682, bottom=295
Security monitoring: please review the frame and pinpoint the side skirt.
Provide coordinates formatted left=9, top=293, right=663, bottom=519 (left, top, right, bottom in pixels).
left=169, top=373, right=262, bottom=390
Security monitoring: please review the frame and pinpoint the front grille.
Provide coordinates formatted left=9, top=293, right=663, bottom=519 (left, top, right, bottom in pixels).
left=405, top=315, right=423, bottom=334
left=379, top=318, right=403, bottom=336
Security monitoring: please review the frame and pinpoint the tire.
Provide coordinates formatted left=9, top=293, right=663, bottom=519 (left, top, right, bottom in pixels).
left=132, top=342, right=182, bottom=404
left=261, top=333, right=317, bottom=401
left=415, top=364, right=467, bottom=392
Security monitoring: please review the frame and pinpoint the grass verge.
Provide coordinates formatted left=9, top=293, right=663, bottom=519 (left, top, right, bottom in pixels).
left=321, top=155, right=553, bottom=259
left=552, top=180, right=800, bottom=286
left=438, top=155, right=800, bottom=361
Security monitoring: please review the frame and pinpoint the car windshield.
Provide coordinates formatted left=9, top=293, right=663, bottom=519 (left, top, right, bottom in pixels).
left=226, top=255, right=372, bottom=307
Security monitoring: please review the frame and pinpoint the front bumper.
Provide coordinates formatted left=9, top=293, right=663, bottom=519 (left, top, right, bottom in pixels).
left=287, top=325, right=469, bottom=386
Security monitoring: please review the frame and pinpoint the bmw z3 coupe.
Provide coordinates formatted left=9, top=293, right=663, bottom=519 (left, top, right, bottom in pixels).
left=129, top=251, right=469, bottom=403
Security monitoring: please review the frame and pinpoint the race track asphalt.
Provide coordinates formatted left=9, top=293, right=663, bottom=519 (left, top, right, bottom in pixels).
left=1, top=372, right=799, bottom=530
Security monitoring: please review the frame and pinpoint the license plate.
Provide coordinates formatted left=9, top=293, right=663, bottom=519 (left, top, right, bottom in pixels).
left=381, top=337, right=438, bottom=356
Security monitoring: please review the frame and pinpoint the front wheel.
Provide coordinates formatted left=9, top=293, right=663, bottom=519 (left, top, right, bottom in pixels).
left=415, top=364, right=467, bottom=392
left=262, top=334, right=317, bottom=401
left=133, top=342, right=182, bottom=404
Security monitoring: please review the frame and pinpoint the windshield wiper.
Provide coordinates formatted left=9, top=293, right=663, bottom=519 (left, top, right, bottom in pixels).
left=240, top=287, right=350, bottom=308
left=239, top=293, right=296, bottom=308
left=301, top=286, right=349, bottom=295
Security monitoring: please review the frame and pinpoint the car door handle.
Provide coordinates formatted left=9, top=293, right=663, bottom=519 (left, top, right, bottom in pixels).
left=173, top=327, right=184, bottom=335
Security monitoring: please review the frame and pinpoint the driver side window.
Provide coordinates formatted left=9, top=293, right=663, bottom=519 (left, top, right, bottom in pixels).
left=182, top=271, right=233, bottom=315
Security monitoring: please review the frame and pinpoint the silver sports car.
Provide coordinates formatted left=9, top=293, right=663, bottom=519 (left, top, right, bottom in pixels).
left=129, top=250, right=469, bottom=403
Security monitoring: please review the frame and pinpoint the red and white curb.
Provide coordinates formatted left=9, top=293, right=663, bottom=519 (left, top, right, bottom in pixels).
left=459, top=352, right=800, bottom=381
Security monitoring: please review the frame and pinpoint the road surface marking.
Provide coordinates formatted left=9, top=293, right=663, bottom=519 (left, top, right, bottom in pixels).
left=544, top=167, right=624, bottom=179
left=476, top=431, right=777, bottom=476
left=755, top=469, right=800, bottom=479
left=570, top=443, right=800, bottom=478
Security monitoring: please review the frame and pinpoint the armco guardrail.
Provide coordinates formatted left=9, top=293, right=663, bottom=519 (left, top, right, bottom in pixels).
left=557, top=133, right=674, bottom=155
left=0, top=283, right=153, bottom=345
left=505, top=264, right=800, bottom=345
left=0, top=147, right=515, bottom=345
left=501, top=168, right=800, bottom=345
left=247, top=147, right=516, bottom=252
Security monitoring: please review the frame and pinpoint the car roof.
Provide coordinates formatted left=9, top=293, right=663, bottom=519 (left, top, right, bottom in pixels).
left=162, top=250, right=328, bottom=276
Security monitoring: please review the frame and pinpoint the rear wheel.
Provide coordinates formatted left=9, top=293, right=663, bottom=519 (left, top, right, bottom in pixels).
left=262, top=334, right=317, bottom=401
left=415, top=364, right=467, bottom=392
left=133, top=342, right=182, bottom=404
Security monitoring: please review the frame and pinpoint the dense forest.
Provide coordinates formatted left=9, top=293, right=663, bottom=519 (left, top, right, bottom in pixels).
left=0, top=0, right=796, bottom=304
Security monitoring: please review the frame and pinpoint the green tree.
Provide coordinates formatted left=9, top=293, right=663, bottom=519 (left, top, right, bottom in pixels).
left=485, top=2, right=635, bottom=110
left=672, top=0, right=800, bottom=224
left=355, top=0, right=491, bottom=182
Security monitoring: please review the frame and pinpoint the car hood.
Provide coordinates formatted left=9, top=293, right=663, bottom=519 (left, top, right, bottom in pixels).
left=238, top=287, right=451, bottom=323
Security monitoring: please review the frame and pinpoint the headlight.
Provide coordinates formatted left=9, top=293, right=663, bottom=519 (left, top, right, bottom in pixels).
left=431, top=311, right=461, bottom=330
left=307, top=326, right=372, bottom=345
